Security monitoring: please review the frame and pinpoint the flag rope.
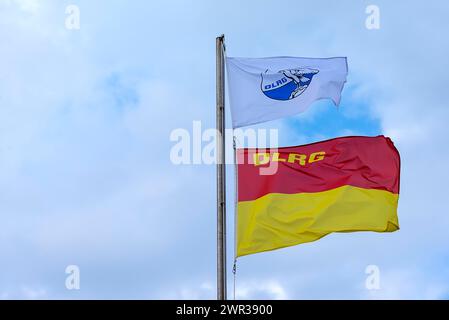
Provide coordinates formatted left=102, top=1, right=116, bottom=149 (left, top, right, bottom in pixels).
left=232, top=259, right=237, bottom=300
left=233, top=135, right=239, bottom=300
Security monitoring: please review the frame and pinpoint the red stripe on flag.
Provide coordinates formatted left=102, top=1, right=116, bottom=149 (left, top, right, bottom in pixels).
left=237, top=136, right=400, bottom=202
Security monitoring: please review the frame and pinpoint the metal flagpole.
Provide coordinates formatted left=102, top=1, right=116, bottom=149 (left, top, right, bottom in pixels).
left=216, top=34, right=227, bottom=300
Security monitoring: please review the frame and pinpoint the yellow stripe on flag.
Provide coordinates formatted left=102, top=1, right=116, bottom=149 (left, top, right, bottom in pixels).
left=237, top=185, right=399, bottom=257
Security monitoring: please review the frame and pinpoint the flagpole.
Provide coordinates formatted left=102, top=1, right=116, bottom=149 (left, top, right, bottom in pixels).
left=216, top=34, right=227, bottom=300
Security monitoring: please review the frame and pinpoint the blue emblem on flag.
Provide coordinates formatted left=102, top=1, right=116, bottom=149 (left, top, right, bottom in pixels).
left=261, top=68, right=319, bottom=101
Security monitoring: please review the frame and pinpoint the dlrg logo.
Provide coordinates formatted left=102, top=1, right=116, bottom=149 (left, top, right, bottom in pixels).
left=261, top=68, right=319, bottom=101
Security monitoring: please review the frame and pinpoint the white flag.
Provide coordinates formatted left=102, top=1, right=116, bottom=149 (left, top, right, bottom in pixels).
left=226, top=56, right=348, bottom=128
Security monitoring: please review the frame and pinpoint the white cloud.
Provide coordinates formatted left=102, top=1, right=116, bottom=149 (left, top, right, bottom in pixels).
left=21, top=286, right=48, bottom=300
left=1, top=0, right=449, bottom=300
left=362, top=268, right=448, bottom=300
left=235, top=280, right=288, bottom=300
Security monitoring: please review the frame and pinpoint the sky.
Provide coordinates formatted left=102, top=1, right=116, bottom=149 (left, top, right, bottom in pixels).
left=0, top=0, right=449, bottom=299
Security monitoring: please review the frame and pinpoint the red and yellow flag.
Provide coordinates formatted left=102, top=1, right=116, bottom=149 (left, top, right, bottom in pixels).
left=236, top=136, right=400, bottom=257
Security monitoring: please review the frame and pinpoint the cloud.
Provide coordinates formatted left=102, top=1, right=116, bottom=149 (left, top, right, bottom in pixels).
left=1, top=0, right=449, bottom=300
left=362, top=268, right=449, bottom=300
left=235, top=280, right=288, bottom=300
